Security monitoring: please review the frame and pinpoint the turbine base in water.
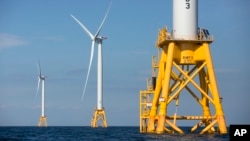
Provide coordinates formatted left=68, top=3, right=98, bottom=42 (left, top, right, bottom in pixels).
left=139, top=27, right=227, bottom=135
left=38, top=116, right=47, bottom=127
left=91, top=108, right=107, bottom=128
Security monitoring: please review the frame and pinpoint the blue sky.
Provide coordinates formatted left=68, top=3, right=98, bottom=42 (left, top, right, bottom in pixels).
left=0, top=0, right=249, bottom=126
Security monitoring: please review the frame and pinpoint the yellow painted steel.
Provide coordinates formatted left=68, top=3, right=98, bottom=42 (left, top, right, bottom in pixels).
left=139, top=27, right=227, bottom=134
left=38, top=116, right=47, bottom=127
left=91, top=108, right=107, bottom=128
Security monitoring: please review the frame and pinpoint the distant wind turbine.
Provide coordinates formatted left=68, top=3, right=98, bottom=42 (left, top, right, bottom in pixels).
left=71, top=2, right=111, bottom=127
left=36, top=61, right=48, bottom=127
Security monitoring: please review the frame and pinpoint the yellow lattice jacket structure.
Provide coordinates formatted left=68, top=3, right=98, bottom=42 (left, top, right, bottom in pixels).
left=38, top=116, right=47, bottom=127
left=139, top=27, right=227, bottom=134
left=91, top=108, right=108, bottom=128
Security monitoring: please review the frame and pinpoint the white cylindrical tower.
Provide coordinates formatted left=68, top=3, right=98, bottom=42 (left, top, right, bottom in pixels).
left=173, top=0, right=198, bottom=40
left=41, top=79, right=45, bottom=117
left=97, top=43, right=103, bottom=110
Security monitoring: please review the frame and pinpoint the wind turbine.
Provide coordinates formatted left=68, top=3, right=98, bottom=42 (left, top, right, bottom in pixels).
left=71, top=2, right=111, bottom=127
left=36, top=61, right=48, bottom=127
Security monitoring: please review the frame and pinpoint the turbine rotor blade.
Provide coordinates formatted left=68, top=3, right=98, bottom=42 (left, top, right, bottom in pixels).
left=94, top=2, right=112, bottom=37
left=37, top=61, right=42, bottom=77
left=81, top=41, right=95, bottom=101
left=71, top=14, right=94, bottom=40
left=35, top=78, right=40, bottom=101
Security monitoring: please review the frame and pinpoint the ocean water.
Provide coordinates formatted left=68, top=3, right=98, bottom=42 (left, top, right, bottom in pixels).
left=0, top=126, right=229, bottom=141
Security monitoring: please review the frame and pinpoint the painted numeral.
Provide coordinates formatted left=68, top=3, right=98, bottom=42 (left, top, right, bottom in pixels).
left=186, top=0, right=190, bottom=9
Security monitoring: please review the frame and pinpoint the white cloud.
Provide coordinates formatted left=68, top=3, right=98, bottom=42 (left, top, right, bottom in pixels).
left=0, top=33, right=28, bottom=49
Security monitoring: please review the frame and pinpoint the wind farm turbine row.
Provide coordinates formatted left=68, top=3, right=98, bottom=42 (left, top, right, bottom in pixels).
left=35, top=2, right=112, bottom=127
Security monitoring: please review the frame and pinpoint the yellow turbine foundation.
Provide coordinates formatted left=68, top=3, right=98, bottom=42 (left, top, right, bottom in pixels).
left=38, top=116, right=47, bottom=127
left=91, top=108, right=107, bottom=128
left=139, top=28, right=227, bottom=134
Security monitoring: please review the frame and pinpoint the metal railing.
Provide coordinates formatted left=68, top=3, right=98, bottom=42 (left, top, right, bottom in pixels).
left=166, top=33, right=214, bottom=41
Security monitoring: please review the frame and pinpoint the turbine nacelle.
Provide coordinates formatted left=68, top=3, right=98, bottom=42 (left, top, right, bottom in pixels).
left=95, top=36, right=107, bottom=44
left=100, top=36, right=107, bottom=40
left=39, top=75, right=48, bottom=80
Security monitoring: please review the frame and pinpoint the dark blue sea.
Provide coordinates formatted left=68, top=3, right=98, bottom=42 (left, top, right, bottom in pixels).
left=0, top=126, right=229, bottom=141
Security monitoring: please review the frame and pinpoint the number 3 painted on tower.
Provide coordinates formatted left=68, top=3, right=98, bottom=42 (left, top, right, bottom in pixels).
left=186, top=0, right=190, bottom=9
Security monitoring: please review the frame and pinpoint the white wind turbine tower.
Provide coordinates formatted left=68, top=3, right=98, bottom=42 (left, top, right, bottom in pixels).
left=36, top=61, right=48, bottom=127
left=71, top=2, right=111, bottom=128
